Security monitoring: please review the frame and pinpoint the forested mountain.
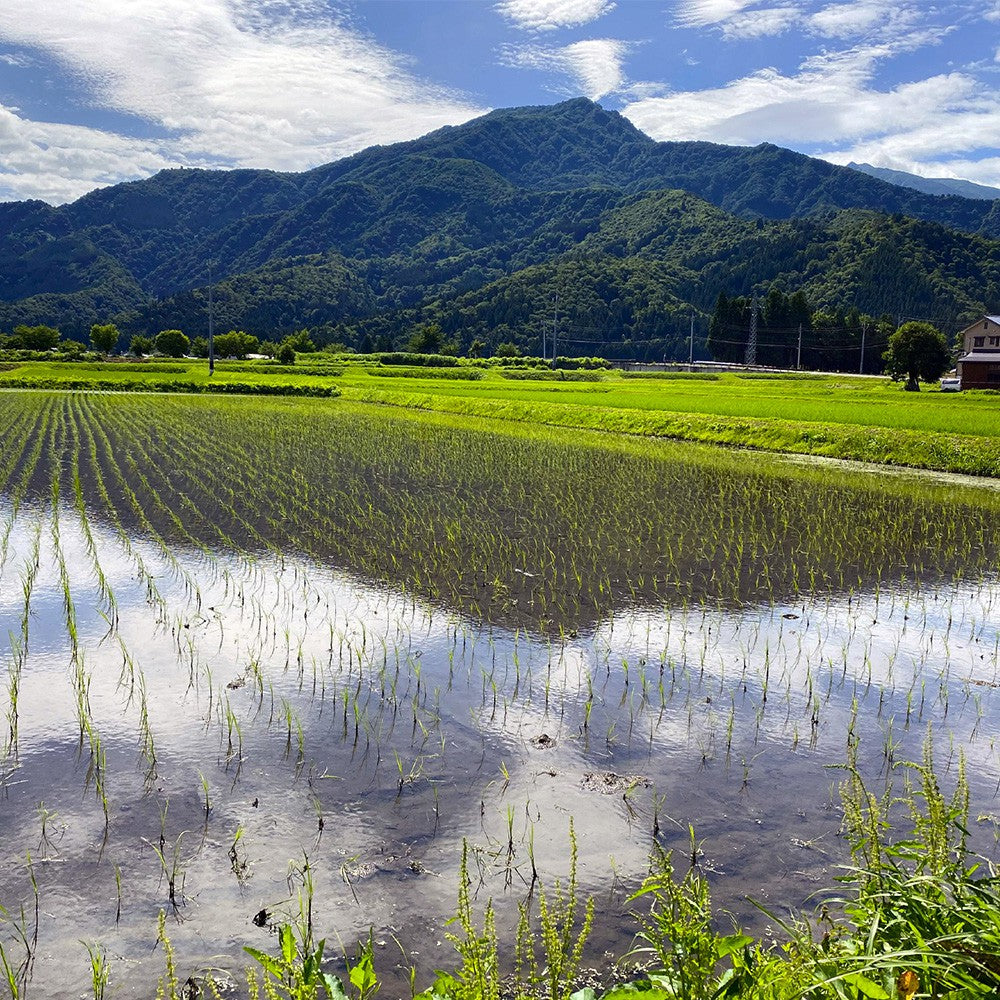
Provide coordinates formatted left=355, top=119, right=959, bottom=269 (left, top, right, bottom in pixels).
left=2, top=98, right=1000, bottom=361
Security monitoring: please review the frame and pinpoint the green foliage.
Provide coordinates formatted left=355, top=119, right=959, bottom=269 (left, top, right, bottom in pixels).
left=83, top=942, right=110, bottom=1000
left=276, top=342, right=296, bottom=364
left=514, top=820, right=595, bottom=1000
left=553, top=356, right=610, bottom=370
left=58, top=339, right=87, bottom=357
left=130, top=335, right=154, bottom=356
left=244, top=923, right=348, bottom=1000
left=407, top=322, right=449, bottom=354
left=627, top=835, right=754, bottom=1000
left=285, top=329, right=317, bottom=353
left=442, top=841, right=499, bottom=1000
left=376, top=352, right=459, bottom=367
left=494, top=341, right=522, bottom=358
left=0, top=375, right=337, bottom=397
left=155, top=911, right=180, bottom=1000
left=214, top=330, right=260, bottom=360
left=89, top=323, right=120, bottom=354
left=155, top=330, right=190, bottom=358
left=12, top=325, right=60, bottom=350
left=882, top=321, right=952, bottom=390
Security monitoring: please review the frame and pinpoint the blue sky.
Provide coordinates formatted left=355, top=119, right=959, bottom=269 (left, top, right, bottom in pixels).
left=0, top=0, right=998, bottom=204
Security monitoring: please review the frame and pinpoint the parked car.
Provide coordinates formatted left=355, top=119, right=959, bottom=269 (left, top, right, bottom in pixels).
left=940, top=377, right=962, bottom=392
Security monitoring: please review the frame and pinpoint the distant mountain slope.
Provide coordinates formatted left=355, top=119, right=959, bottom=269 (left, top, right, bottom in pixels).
left=2, top=98, right=1000, bottom=351
left=362, top=196, right=1000, bottom=360
left=848, top=162, right=1000, bottom=201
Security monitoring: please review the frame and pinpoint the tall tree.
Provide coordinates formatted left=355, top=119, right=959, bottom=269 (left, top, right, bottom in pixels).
left=154, top=329, right=190, bottom=358
left=882, top=321, right=951, bottom=391
left=90, top=323, right=120, bottom=355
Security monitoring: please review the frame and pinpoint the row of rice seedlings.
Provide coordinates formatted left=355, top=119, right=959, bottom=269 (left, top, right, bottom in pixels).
left=0, top=396, right=57, bottom=575
left=79, top=394, right=1000, bottom=639
left=69, top=396, right=171, bottom=617
left=91, top=397, right=339, bottom=656
left=1, top=516, right=43, bottom=770
left=0, top=429, right=41, bottom=566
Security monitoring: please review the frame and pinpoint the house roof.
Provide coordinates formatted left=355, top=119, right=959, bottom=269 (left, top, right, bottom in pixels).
left=958, top=352, right=1000, bottom=362
left=959, top=315, right=1000, bottom=333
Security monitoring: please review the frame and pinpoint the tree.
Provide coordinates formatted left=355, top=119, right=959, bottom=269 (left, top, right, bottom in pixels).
left=155, top=329, right=190, bottom=357
left=190, top=337, right=210, bottom=359
left=130, top=335, right=154, bottom=356
left=494, top=341, right=522, bottom=358
left=467, top=338, right=485, bottom=359
left=58, top=339, right=87, bottom=357
left=883, top=321, right=951, bottom=391
left=407, top=322, right=444, bottom=354
left=285, top=329, right=316, bottom=353
left=214, top=330, right=259, bottom=359
left=90, top=323, right=120, bottom=355
left=13, top=324, right=60, bottom=351
left=276, top=342, right=296, bottom=364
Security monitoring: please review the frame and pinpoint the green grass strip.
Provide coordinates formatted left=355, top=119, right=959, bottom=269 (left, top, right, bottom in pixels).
left=340, top=385, right=1000, bottom=478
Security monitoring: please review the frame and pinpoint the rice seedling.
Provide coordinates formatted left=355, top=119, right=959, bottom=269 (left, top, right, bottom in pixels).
left=82, top=941, right=111, bottom=1000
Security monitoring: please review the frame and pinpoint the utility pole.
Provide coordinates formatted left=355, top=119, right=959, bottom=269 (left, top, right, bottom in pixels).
left=551, top=293, right=558, bottom=366
left=797, top=323, right=802, bottom=371
left=208, top=261, right=215, bottom=377
left=859, top=320, right=867, bottom=375
left=745, top=294, right=758, bottom=367
left=688, top=312, right=695, bottom=368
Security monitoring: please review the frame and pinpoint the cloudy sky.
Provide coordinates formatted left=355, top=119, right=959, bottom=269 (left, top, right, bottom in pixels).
left=1, top=0, right=998, bottom=204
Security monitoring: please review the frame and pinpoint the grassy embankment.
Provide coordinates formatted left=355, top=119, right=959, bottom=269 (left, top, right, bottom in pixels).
left=1, top=358, right=999, bottom=476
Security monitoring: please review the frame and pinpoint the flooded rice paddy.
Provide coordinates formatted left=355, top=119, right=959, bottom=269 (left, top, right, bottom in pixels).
left=1, top=392, right=1000, bottom=996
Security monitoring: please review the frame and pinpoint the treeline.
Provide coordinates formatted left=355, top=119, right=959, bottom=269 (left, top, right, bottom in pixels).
left=708, top=289, right=898, bottom=372
left=0, top=322, right=319, bottom=363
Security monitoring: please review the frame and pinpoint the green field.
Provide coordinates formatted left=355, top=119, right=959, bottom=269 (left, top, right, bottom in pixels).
left=2, top=358, right=999, bottom=477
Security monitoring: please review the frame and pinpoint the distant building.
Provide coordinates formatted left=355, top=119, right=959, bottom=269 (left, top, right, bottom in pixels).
left=957, top=316, right=1000, bottom=388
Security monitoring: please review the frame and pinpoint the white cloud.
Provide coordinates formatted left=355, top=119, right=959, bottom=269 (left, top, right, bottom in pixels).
left=719, top=7, right=799, bottom=40
left=623, top=23, right=1000, bottom=185
left=674, top=0, right=755, bottom=28
left=501, top=38, right=630, bottom=99
left=0, top=0, right=486, bottom=203
left=809, top=2, right=920, bottom=40
left=677, top=0, right=922, bottom=42
left=810, top=1, right=884, bottom=38
left=0, top=105, right=184, bottom=203
left=496, top=0, right=615, bottom=32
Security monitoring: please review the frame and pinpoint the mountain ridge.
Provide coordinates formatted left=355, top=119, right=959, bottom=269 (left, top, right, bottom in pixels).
left=3, top=98, right=1000, bottom=356
left=847, top=162, right=1000, bottom=202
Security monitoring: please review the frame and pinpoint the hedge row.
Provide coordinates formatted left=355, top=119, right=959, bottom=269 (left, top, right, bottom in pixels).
left=0, top=378, right=340, bottom=398
left=374, top=352, right=460, bottom=367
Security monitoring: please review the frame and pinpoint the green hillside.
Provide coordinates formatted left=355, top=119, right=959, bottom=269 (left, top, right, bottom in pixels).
left=1, top=98, right=999, bottom=358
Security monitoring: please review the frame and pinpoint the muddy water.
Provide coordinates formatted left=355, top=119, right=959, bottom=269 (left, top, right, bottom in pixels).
left=0, top=397, right=999, bottom=997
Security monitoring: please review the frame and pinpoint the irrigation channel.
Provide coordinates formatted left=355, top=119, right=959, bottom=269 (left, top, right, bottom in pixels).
left=1, top=390, right=1000, bottom=997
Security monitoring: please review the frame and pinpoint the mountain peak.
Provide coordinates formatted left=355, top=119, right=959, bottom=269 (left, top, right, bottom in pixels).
left=306, top=97, right=655, bottom=194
